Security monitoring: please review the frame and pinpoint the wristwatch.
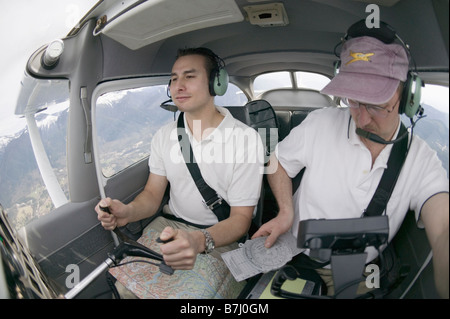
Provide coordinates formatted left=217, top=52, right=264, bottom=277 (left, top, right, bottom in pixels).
left=200, top=229, right=215, bottom=254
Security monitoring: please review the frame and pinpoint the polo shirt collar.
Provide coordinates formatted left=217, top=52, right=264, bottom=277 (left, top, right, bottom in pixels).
left=183, top=106, right=235, bottom=144
left=347, top=112, right=402, bottom=167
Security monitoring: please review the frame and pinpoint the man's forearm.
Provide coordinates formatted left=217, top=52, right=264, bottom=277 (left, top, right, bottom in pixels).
left=206, top=206, right=253, bottom=249
left=127, top=190, right=162, bottom=223
left=266, top=157, right=295, bottom=216
left=432, top=228, right=449, bottom=298
left=126, top=174, right=168, bottom=223
left=421, top=192, right=449, bottom=298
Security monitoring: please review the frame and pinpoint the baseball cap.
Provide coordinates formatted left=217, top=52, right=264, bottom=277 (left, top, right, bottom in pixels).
left=321, top=36, right=409, bottom=105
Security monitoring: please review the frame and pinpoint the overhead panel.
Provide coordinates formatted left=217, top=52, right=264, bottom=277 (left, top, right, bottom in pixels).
left=99, top=0, right=244, bottom=50
left=243, top=2, right=289, bottom=27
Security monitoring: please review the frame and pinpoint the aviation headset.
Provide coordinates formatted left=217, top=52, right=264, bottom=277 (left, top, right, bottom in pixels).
left=167, top=47, right=229, bottom=97
left=334, top=19, right=424, bottom=119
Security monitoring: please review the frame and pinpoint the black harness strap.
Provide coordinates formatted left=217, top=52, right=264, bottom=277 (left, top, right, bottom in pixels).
left=364, top=123, right=409, bottom=217
left=160, top=213, right=213, bottom=229
left=177, top=112, right=230, bottom=222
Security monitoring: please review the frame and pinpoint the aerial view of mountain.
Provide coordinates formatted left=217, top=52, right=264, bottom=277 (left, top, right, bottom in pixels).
left=408, top=103, right=449, bottom=175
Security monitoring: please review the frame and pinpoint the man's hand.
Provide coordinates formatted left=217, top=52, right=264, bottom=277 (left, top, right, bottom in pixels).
left=95, top=198, right=129, bottom=230
left=251, top=211, right=294, bottom=248
left=158, top=226, right=204, bottom=270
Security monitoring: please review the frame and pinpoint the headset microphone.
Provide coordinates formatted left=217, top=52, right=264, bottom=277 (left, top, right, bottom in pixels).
left=160, top=99, right=178, bottom=112
left=355, top=128, right=408, bottom=144
left=160, top=79, right=178, bottom=112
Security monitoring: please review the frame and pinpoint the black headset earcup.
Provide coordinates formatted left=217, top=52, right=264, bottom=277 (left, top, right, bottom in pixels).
left=399, top=72, right=422, bottom=118
left=210, top=67, right=229, bottom=96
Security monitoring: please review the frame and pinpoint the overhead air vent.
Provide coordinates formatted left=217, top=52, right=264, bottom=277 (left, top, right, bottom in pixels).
left=243, top=3, right=289, bottom=27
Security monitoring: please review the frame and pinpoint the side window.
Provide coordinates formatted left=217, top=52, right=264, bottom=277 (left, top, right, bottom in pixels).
left=215, top=83, right=248, bottom=106
left=95, top=84, right=174, bottom=177
left=0, top=75, right=70, bottom=230
left=405, top=84, right=449, bottom=176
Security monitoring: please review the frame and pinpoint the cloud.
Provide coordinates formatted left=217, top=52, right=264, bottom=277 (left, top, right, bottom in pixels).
left=422, top=84, right=449, bottom=114
left=0, top=0, right=96, bottom=135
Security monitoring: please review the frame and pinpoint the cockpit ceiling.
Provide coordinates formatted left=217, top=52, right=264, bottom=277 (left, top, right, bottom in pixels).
left=98, top=0, right=244, bottom=50
left=65, top=0, right=448, bottom=84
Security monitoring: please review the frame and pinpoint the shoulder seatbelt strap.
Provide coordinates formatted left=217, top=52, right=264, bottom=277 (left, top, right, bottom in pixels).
left=177, top=112, right=230, bottom=221
left=364, top=123, right=409, bottom=217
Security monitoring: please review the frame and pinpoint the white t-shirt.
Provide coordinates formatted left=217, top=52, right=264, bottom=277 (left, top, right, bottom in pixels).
left=149, top=106, right=264, bottom=226
left=276, top=107, right=448, bottom=261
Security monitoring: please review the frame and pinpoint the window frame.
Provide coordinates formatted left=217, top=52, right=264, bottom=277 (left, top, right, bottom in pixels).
left=91, top=76, right=171, bottom=198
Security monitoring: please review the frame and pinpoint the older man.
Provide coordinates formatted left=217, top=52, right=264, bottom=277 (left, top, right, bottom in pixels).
left=253, top=23, right=449, bottom=298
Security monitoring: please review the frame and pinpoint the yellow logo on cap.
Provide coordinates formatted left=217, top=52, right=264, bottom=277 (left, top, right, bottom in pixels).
left=346, top=51, right=374, bottom=65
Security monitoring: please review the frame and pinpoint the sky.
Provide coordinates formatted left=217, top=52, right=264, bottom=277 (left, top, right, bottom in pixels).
left=0, top=0, right=96, bottom=136
left=0, top=0, right=448, bottom=136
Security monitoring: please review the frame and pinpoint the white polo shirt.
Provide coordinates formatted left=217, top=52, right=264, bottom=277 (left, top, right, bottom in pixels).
left=149, top=106, right=264, bottom=226
left=276, top=107, right=448, bottom=261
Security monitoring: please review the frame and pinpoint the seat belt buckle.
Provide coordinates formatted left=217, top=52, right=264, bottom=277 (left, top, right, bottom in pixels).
left=203, top=195, right=223, bottom=211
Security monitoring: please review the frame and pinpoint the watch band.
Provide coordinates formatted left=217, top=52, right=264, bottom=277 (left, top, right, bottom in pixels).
left=200, top=229, right=215, bottom=254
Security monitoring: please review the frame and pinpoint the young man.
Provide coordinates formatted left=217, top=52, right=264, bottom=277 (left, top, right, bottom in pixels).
left=96, top=48, right=264, bottom=298
left=253, top=28, right=449, bottom=298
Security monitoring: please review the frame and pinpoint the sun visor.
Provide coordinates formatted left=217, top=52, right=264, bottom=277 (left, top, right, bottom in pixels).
left=97, top=0, right=244, bottom=50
